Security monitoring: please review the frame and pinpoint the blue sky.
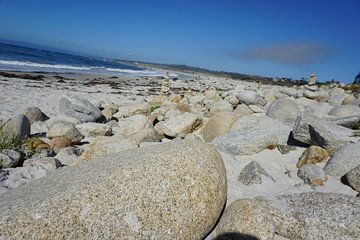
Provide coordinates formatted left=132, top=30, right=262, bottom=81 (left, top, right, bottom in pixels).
left=0, top=0, right=359, bottom=82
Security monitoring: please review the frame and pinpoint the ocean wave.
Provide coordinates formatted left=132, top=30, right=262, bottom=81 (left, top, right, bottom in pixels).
left=0, top=60, right=161, bottom=76
left=0, top=60, right=93, bottom=71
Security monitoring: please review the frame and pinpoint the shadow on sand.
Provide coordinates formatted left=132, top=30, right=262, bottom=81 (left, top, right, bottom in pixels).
left=213, top=232, right=259, bottom=240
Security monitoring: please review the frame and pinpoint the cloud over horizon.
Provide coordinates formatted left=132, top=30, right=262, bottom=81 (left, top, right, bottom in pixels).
left=233, top=42, right=335, bottom=65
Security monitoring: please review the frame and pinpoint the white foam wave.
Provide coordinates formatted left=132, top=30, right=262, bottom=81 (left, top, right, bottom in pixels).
left=105, top=67, right=155, bottom=74
left=0, top=60, right=92, bottom=71
left=0, top=60, right=162, bottom=76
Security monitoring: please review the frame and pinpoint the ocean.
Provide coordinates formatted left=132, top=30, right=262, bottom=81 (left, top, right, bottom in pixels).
left=0, top=42, right=158, bottom=76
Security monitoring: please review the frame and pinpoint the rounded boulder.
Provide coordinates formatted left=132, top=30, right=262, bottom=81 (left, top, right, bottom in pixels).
left=0, top=140, right=226, bottom=240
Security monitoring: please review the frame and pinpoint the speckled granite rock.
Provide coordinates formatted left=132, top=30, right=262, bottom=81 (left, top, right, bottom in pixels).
left=1, top=114, right=30, bottom=139
left=200, top=112, right=238, bottom=142
left=292, top=114, right=355, bottom=154
left=79, top=135, right=138, bottom=161
left=296, top=146, right=329, bottom=168
left=346, top=165, right=360, bottom=192
left=213, top=129, right=278, bottom=155
left=267, top=192, right=360, bottom=240
left=0, top=140, right=227, bottom=240
left=59, top=95, right=103, bottom=123
left=46, top=123, right=84, bottom=144
left=324, top=143, right=360, bottom=177
left=22, top=107, right=49, bottom=125
left=210, top=100, right=233, bottom=114
left=266, top=98, right=300, bottom=126
left=155, top=112, right=202, bottom=138
left=75, top=122, right=112, bottom=137
left=297, top=164, right=327, bottom=186
left=238, top=161, right=275, bottom=186
left=216, top=198, right=277, bottom=240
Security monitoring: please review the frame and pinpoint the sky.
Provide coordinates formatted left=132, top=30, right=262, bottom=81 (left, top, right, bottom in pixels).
left=0, top=0, right=359, bottom=82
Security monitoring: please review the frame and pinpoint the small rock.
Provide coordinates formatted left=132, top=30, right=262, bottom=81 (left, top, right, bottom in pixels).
left=55, top=147, right=83, bottom=166
left=266, top=98, right=300, bottom=126
left=154, top=112, right=202, bottom=138
left=233, top=104, right=252, bottom=117
left=114, top=102, right=150, bottom=118
left=277, top=145, right=296, bottom=155
left=213, top=129, right=278, bottom=155
left=50, top=136, right=73, bottom=153
left=200, top=112, right=238, bottom=142
left=303, top=90, right=329, bottom=102
left=23, top=157, right=61, bottom=169
left=238, top=161, right=275, bottom=185
left=297, top=164, right=327, bottom=186
left=59, top=95, right=103, bottom=122
left=346, top=165, right=360, bottom=192
left=76, top=122, right=112, bottom=137
left=79, top=135, right=138, bottom=161
left=224, top=95, right=239, bottom=107
left=248, top=104, right=265, bottom=113
left=25, top=138, right=50, bottom=151
left=231, top=115, right=291, bottom=145
left=0, top=150, right=21, bottom=168
left=328, top=105, right=360, bottom=118
left=210, top=100, right=233, bottom=114
left=236, top=90, right=267, bottom=106
left=46, top=123, right=84, bottom=144
left=296, top=146, right=329, bottom=168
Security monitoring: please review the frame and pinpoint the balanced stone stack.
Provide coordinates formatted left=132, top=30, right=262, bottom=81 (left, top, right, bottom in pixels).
left=160, top=72, right=171, bottom=96
left=308, top=73, right=317, bottom=85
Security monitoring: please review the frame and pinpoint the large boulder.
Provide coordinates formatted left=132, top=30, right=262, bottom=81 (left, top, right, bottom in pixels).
left=155, top=112, right=202, bottom=138
left=266, top=98, right=300, bottom=125
left=323, top=143, right=360, bottom=177
left=0, top=114, right=30, bottom=139
left=200, top=112, right=238, bottom=142
left=216, top=198, right=277, bottom=240
left=59, top=95, right=103, bottom=123
left=292, top=114, right=356, bottom=154
left=0, top=140, right=227, bottom=240
left=212, top=129, right=278, bottom=155
left=268, top=192, right=360, bottom=240
left=22, top=107, right=49, bottom=125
